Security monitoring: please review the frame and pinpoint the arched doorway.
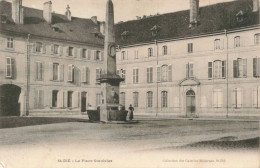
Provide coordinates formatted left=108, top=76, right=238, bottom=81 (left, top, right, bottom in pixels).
left=186, top=90, right=196, bottom=118
left=0, top=84, right=21, bottom=116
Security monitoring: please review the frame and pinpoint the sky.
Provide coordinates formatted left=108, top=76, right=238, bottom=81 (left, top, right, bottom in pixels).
left=5, top=0, right=235, bottom=22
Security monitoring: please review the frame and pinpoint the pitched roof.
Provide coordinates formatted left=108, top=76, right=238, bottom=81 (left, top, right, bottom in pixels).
left=115, top=0, right=259, bottom=46
left=0, top=0, right=104, bottom=46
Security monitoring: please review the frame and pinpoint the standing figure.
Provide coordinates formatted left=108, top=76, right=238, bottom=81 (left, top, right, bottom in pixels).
left=129, top=104, right=134, bottom=120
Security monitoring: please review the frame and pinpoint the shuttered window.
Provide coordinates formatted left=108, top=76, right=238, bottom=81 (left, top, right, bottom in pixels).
left=67, top=91, right=73, bottom=108
left=6, top=57, right=14, bottom=78
left=133, top=92, right=139, bottom=107
left=253, top=87, right=260, bottom=108
left=147, top=91, right=153, bottom=108
left=52, top=90, right=58, bottom=108
left=34, top=90, right=44, bottom=109
left=186, top=63, right=194, bottom=78
left=161, top=91, right=168, bottom=108
left=232, top=88, right=242, bottom=108
left=68, top=64, right=74, bottom=82
left=147, top=67, right=153, bottom=83
left=35, top=62, right=44, bottom=81
left=214, top=39, right=220, bottom=50
left=163, top=46, right=167, bottom=55
left=82, top=67, right=90, bottom=84
left=233, top=58, right=247, bottom=78
left=254, top=34, right=259, bottom=45
left=253, top=58, right=260, bottom=78
left=210, top=60, right=226, bottom=79
left=213, top=89, right=223, bottom=108
left=35, top=42, right=43, bottom=53
left=96, top=93, right=101, bottom=107
left=148, top=48, right=153, bottom=57
left=234, top=36, right=240, bottom=48
left=188, top=43, right=193, bottom=53
left=96, top=68, right=101, bottom=83
left=133, top=68, right=139, bottom=84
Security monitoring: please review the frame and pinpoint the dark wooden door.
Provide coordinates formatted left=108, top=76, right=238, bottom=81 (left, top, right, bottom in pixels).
left=81, top=92, right=87, bottom=112
left=0, top=84, right=21, bottom=116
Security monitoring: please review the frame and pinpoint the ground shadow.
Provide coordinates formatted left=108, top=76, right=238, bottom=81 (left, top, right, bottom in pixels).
left=0, top=117, right=90, bottom=129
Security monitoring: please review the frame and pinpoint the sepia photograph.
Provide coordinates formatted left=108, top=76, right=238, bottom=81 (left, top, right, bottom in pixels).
left=0, top=0, right=259, bottom=167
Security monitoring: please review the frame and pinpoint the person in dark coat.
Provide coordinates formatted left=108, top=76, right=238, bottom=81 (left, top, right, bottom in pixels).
left=129, top=104, right=134, bottom=120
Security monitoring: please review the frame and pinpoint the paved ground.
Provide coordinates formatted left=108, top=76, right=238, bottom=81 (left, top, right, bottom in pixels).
left=0, top=118, right=259, bottom=168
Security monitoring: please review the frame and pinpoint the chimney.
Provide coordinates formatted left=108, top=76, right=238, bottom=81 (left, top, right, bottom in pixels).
left=253, top=0, right=259, bottom=12
left=12, top=0, right=24, bottom=24
left=43, top=1, right=52, bottom=24
left=99, top=21, right=105, bottom=35
left=65, top=5, right=71, bottom=21
left=189, top=0, right=199, bottom=27
left=91, top=16, right=98, bottom=24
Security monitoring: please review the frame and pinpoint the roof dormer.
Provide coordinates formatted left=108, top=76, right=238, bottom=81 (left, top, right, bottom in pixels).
left=150, top=25, right=161, bottom=36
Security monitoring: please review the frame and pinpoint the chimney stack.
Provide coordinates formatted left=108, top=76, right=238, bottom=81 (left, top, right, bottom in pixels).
left=43, top=1, right=52, bottom=24
left=91, top=16, right=98, bottom=24
left=99, top=21, right=105, bottom=35
left=253, top=0, right=259, bottom=12
left=189, top=0, right=199, bottom=27
left=65, top=5, right=71, bottom=21
left=12, top=0, right=24, bottom=24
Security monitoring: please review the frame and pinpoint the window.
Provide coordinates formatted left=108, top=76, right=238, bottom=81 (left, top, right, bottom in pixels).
left=36, top=42, right=43, bottom=53
left=95, top=51, right=101, bottom=60
left=208, top=60, right=226, bottom=79
left=255, top=34, right=260, bottom=45
left=68, top=47, right=74, bottom=56
left=160, top=65, right=172, bottom=82
left=133, top=68, right=139, bottom=84
left=188, top=43, right=193, bottom=53
left=53, top=63, right=59, bottom=81
left=232, top=88, right=242, bottom=108
left=120, top=92, right=125, bottom=106
left=52, top=90, right=58, bottom=107
left=7, top=38, right=14, bottom=49
left=82, top=49, right=87, bottom=58
left=51, top=63, right=64, bottom=81
left=68, top=64, right=74, bottom=82
left=213, top=88, right=223, bottom=108
left=6, top=57, right=14, bottom=78
left=96, top=93, right=101, bottom=107
left=253, top=57, right=260, bottom=78
left=53, top=44, right=59, bottom=55
left=234, top=36, right=240, bottom=48
left=148, top=48, right=153, bottom=57
left=133, top=92, right=139, bottom=107
left=233, top=58, right=247, bottom=78
left=67, top=91, right=73, bottom=108
left=161, top=91, right=168, bottom=108
left=35, top=62, right=43, bottom=81
left=147, top=67, right=153, bottom=83
left=82, top=66, right=90, bottom=84
left=135, top=50, right=139, bottom=59
left=214, top=39, right=220, bottom=50
left=186, top=63, right=194, bottom=78
left=88, top=50, right=91, bottom=60
left=96, top=68, right=101, bottom=83
left=121, top=51, right=127, bottom=60
left=121, top=69, right=126, bottom=83
left=147, top=91, right=153, bottom=108
left=163, top=46, right=167, bottom=55
left=253, top=86, right=260, bottom=108
left=34, top=90, right=44, bottom=109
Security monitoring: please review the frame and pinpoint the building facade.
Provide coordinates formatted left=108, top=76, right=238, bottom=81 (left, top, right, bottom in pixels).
left=0, top=0, right=105, bottom=116
left=115, top=0, right=260, bottom=117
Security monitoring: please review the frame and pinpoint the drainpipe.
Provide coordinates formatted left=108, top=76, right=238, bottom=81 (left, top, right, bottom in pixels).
left=225, top=29, right=229, bottom=118
left=26, top=34, right=30, bottom=116
left=155, top=39, right=159, bottom=116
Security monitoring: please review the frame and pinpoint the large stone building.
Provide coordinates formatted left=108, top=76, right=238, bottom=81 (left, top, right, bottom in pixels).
left=115, top=0, right=260, bottom=118
left=0, top=0, right=105, bottom=116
